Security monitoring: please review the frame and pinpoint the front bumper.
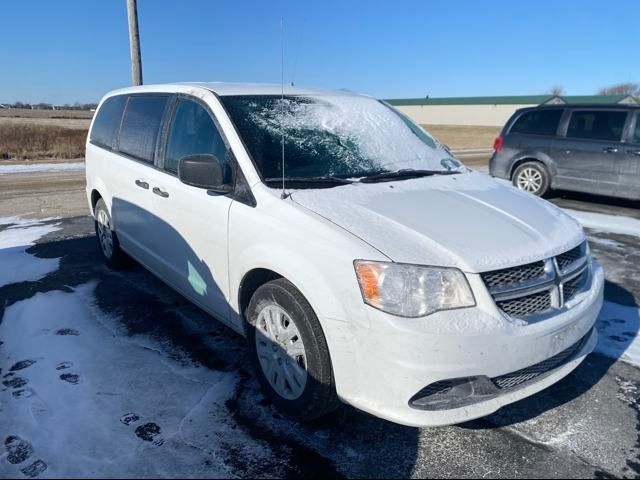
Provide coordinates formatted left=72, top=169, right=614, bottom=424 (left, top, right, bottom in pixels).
left=326, top=260, right=604, bottom=427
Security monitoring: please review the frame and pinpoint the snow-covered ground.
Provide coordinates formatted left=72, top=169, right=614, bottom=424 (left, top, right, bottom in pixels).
left=561, top=207, right=640, bottom=368
left=0, top=217, right=61, bottom=288
left=0, top=217, right=283, bottom=477
left=0, top=162, right=85, bottom=176
left=564, top=208, right=640, bottom=237
left=0, top=284, right=272, bottom=478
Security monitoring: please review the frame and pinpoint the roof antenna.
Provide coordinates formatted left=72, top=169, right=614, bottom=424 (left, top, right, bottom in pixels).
left=280, top=16, right=288, bottom=200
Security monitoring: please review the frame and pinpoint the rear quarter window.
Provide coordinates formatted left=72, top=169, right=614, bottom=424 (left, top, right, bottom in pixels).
left=118, top=95, right=170, bottom=163
left=567, top=110, right=628, bottom=142
left=510, top=109, right=563, bottom=136
left=90, top=95, right=127, bottom=149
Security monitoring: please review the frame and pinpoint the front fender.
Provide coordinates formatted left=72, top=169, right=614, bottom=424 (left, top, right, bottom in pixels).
left=230, top=243, right=365, bottom=329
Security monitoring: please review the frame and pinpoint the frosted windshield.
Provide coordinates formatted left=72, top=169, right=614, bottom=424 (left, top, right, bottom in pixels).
left=222, top=95, right=463, bottom=180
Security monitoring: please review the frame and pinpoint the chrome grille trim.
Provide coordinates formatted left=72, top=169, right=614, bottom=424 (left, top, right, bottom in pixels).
left=496, top=290, right=553, bottom=317
left=482, top=261, right=546, bottom=290
left=481, top=241, right=590, bottom=320
left=556, top=242, right=588, bottom=274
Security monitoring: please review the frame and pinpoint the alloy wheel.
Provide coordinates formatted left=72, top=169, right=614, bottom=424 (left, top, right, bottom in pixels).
left=517, top=167, right=543, bottom=193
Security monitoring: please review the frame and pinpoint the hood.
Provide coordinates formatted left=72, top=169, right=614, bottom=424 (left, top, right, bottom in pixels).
left=291, top=171, right=585, bottom=273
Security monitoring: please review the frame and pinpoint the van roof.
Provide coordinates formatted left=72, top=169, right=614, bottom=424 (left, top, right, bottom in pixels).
left=519, top=103, right=640, bottom=112
left=104, top=82, right=364, bottom=98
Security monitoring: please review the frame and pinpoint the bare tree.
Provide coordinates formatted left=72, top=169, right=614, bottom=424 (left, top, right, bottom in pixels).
left=546, top=85, right=565, bottom=96
left=598, top=82, right=640, bottom=96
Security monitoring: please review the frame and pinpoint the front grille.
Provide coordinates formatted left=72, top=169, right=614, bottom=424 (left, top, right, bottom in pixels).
left=482, top=242, right=590, bottom=320
left=492, top=329, right=592, bottom=390
left=481, top=261, right=546, bottom=289
left=556, top=242, right=587, bottom=273
left=496, top=290, right=552, bottom=318
left=564, top=270, right=589, bottom=303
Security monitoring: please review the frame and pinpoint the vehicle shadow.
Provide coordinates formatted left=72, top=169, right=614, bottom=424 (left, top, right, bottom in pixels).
left=550, top=189, right=640, bottom=213
left=462, top=279, right=639, bottom=429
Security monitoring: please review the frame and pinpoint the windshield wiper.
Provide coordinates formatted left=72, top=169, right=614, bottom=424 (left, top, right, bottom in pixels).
left=264, top=176, right=354, bottom=187
left=358, top=169, right=460, bottom=184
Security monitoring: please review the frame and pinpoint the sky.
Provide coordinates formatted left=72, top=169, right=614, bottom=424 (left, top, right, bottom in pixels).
left=0, top=0, right=637, bottom=104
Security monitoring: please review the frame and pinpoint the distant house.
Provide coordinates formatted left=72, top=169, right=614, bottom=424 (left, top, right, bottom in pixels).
left=385, top=94, right=640, bottom=127
left=0, top=104, right=7, bottom=109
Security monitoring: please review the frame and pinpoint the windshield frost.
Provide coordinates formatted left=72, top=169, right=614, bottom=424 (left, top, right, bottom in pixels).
left=222, top=95, right=463, bottom=180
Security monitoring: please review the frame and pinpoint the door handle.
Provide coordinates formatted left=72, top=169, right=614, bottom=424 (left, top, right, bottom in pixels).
left=135, top=180, right=149, bottom=189
left=603, top=147, right=619, bottom=153
left=152, top=187, right=169, bottom=198
left=628, top=150, right=640, bottom=156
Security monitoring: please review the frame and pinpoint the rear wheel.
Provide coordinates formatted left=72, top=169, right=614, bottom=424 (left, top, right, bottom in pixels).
left=512, top=161, right=551, bottom=197
left=246, top=278, right=340, bottom=421
left=94, top=199, right=128, bottom=269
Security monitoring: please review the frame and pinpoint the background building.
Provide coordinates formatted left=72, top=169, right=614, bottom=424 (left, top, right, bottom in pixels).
left=386, top=95, right=639, bottom=126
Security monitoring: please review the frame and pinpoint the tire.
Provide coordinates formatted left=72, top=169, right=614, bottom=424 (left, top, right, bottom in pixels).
left=246, top=278, right=340, bottom=421
left=512, top=161, right=551, bottom=197
left=94, top=198, right=128, bottom=269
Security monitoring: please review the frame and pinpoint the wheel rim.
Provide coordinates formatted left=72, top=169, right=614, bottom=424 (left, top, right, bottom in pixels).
left=96, top=209, right=114, bottom=259
left=517, top=167, right=543, bottom=193
left=255, top=304, right=308, bottom=400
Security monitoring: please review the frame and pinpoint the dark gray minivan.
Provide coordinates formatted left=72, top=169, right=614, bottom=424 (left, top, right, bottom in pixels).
left=490, top=104, right=640, bottom=199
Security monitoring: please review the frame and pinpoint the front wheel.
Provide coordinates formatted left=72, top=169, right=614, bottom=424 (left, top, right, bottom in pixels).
left=512, top=161, right=551, bottom=197
left=246, top=278, right=340, bottom=421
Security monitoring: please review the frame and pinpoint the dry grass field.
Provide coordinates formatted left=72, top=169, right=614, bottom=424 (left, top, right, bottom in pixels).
left=423, top=124, right=501, bottom=149
left=0, top=109, right=91, bottom=160
left=0, top=124, right=87, bottom=160
left=0, top=108, right=93, bottom=119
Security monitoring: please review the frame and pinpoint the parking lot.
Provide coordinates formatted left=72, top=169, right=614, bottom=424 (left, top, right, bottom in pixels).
left=1, top=161, right=640, bottom=478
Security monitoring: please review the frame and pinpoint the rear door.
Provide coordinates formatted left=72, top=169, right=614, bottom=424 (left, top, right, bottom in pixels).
left=550, top=109, right=628, bottom=196
left=145, top=95, right=234, bottom=320
left=619, top=111, right=640, bottom=200
left=110, top=94, right=171, bottom=266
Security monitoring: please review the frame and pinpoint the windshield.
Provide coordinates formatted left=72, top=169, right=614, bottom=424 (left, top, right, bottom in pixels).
left=221, top=95, right=464, bottom=182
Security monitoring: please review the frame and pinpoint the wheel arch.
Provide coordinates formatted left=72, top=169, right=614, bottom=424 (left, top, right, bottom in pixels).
left=509, top=153, right=556, bottom=179
left=237, top=268, right=283, bottom=329
left=90, top=189, right=103, bottom=213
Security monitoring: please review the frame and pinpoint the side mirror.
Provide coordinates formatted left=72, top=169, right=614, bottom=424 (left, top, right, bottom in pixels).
left=178, top=154, right=233, bottom=194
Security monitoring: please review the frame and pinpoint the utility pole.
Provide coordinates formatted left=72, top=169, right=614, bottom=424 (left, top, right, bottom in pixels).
left=126, top=0, right=143, bottom=86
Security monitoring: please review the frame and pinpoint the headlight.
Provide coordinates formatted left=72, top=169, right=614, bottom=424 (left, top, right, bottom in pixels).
left=354, top=261, right=475, bottom=317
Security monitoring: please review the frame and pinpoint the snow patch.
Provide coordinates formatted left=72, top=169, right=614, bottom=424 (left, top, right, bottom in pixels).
left=564, top=209, right=640, bottom=237
left=587, top=235, right=625, bottom=250
left=0, top=162, right=85, bottom=175
left=0, top=284, right=274, bottom=477
left=0, top=217, right=61, bottom=288
left=596, top=300, right=640, bottom=368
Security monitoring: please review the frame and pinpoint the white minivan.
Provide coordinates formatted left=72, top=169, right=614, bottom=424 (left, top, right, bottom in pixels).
left=86, top=83, right=604, bottom=427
